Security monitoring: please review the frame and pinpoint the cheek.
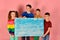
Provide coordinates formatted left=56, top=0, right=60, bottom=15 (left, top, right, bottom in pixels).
left=37, top=13, right=39, bottom=15
left=13, top=14, right=15, bottom=17
left=28, top=9, right=31, bottom=10
left=46, top=17, right=49, bottom=19
left=27, top=8, right=31, bottom=10
left=44, top=16, right=48, bottom=19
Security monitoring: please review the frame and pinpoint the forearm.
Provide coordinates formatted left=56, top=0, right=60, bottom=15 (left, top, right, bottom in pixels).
left=44, top=27, right=51, bottom=36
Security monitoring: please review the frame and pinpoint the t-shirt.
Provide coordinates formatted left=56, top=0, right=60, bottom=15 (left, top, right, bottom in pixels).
left=8, top=19, right=14, bottom=29
left=7, top=19, right=15, bottom=35
left=44, top=20, right=52, bottom=35
left=22, top=12, right=34, bottom=18
left=34, top=15, right=42, bottom=18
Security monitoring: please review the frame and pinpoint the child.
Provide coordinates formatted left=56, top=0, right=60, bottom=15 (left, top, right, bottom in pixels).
left=8, top=11, right=18, bottom=40
left=34, top=9, right=42, bottom=18
left=22, top=4, right=34, bottom=40
left=34, top=9, right=42, bottom=40
left=22, top=4, right=34, bottom=18
left=42, top=12, right=52, bottom=40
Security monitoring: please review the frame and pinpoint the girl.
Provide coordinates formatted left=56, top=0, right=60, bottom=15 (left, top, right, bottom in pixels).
left=8, top=11, right=18, bottom=40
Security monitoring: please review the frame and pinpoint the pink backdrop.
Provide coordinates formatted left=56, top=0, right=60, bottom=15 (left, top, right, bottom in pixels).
left=0, top=0, right=60, bottom=40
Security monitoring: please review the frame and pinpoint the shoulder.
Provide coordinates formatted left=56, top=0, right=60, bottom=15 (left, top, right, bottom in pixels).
left=22, top=12, right=27, bottom=15
left=30, top=12, right=34, bottom=15
left=31, top=12, right=33, bottom=14
left=8, top=19, right=14, bottom=24
left=49, top=21, right=52, bottom=25
left=39, top=16, right=43, bottom=18
left=49, top=21, right=52, bottom=27
left=8, top=19, right=14, bottom=21
left=41, top=16, right=43, bottom=18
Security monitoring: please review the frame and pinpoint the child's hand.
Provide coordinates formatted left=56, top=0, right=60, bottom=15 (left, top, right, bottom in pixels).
left=23, top=16, right=26, bottom=18
left=42, top=34, right=46, bottom=37
left=39, top=37, right=43, bottom=40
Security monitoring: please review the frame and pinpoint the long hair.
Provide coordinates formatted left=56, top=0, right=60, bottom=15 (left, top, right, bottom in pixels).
left=8, top=11, right=19, bottom=20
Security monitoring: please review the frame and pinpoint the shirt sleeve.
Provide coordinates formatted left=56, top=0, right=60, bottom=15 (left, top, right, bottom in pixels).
left=32, top=14, right=34, bottom=18
left=31, top=13, right=34, bottom=18
left=49, top=22, right=52, bottom=28
left=22, top=12, right=26, bottom=17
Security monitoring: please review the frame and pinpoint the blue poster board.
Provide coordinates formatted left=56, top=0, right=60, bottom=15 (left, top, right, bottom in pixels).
left=15, top=18, right=44, bottom=37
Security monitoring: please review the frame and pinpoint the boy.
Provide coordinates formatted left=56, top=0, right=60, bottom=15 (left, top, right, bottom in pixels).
left=34, top=9, right=42, bottom=40
left=22, top=4, right=34, bottom=40
left=34, top=9, right=42, bottom=18
left=22, top=4, right=34, bottom=18
left=42, top=12, right=52, bottom=40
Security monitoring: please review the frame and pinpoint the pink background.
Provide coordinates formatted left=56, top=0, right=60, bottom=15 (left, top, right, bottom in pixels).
left=0, top=0, right=60, bottom=40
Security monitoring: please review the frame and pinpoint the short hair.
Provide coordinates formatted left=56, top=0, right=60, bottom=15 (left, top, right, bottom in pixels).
left=26, top=4, right=32, bottom=8
left=45, top=12, right=50, bottom=16
left=36, top=9, right=40, bottom=12
left=8, top=11, right=18, bottom=20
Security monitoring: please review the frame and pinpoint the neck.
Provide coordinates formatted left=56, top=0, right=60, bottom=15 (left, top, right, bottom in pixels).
left=45, top=19, right=50, bottom=22
left=27, top=11, right=31, bottom=13
left=11, top=17, right=15, bottom=19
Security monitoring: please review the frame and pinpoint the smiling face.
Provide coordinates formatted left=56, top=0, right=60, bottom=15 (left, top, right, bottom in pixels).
left=8, top=11, right=18, bottom=20
left=26, top=6, right=31, bottom=12
left=36, top=9, right=40, bottom=15
left=44, top=12, right=50, bottom=21
left=36, top=11, right=40, bottom=15
left=44, top=15, right=50, bottom=21
left=11, top=12, right=15, bottom=17
left=11, top=12, right=16, bottom=19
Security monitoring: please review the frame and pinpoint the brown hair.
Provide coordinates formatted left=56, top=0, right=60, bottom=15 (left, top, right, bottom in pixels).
left=8, top=11, right=18, bottom=20
left=45, top=12, right=50, bottom=16
left=26, top=4, right=32, bottom=8
left=36, top=9, right=40, bottom=12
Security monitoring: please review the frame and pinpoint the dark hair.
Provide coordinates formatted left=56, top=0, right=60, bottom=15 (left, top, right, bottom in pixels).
left=36, top=9, right=40, bottom=12
left=45, top=12, right=50, bottom=16
left=26, top=4, right=32, bottom=8
left=8, top=11, right=18, bottom=20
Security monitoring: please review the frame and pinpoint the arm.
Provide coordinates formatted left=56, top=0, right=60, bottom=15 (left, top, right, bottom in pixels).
left=31, top=13, right=34, bottom=18
left=42, top=27, right=51, bottom=37
left=22, top=12, right=27, bottom=18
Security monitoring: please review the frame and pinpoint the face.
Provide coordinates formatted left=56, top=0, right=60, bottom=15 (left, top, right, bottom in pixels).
left=26, top=6, right=31, bottom=12
left=44, top=15, right=50, bottom=20
left=36, top=11, right=40, bottom=15
left=11, top=12, right=16, bottom=18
